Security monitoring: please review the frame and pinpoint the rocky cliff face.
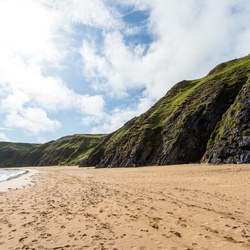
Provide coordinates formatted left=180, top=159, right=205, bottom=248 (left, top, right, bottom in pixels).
left=202, top=79, right=250, bottom=164
left=80, top=55, right=250, bottom=168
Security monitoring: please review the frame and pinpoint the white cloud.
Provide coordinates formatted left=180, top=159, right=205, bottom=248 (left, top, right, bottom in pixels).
left=0, top=0, right=61, bottom=63
left=80, top=31, right=149, bottom=98
left=0, top=132, right=11, bottom=142
left=89, top=95, right=153, bottom=134
left=77, top=95, right=105, bottom=118
left=0, top=127, right=12, bottom=131
left=77, top=0, right=250, bottom=134
left=46, top=0, right=122, bottom=30
left=4, top=108, right=61, bottom=135
left=90, top=107, right=140, bottom=134
left=0, top=0, right=108, bottom=137
left=0, top=0, right=65, bottom=136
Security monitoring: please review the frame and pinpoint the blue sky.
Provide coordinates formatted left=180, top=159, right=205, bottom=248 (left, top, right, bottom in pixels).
left=0, top=0, right=250, bottom=143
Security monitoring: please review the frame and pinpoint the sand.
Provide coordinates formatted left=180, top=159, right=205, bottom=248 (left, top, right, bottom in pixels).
left=0, top=164, right=249, bottom=250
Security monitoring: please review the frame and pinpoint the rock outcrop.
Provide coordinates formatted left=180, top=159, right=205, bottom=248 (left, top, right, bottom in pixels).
left=202, top=79, right=250, bottom=164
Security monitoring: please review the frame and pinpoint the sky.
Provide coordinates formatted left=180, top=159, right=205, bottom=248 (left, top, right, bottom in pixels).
left=0, top=0, right=249, bottom=143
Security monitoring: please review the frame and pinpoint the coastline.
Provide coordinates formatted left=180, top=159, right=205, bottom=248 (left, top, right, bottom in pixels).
left=0, top=168, right=39, bottom=192
left=0, top=164, right=249, bottom=249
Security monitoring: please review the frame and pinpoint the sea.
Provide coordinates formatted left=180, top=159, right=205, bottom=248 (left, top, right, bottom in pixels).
left=0, top=169, right=28, bottom=183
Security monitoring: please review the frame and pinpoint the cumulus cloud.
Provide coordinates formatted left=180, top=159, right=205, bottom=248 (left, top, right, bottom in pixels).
left=0, top=0, right=61, bottom=63
left=87, top=95, right=153, bottom=134
left=0, top=47, right=106, bottom=135
left=90, top=106, right=141, bottom=134
left=80, top=31, right=148, bottom=98
left=4, top=108, right=61, bottom=135
left=0, top=0, right=63, bottom=137
left=82, top=0, right=250, bottom=101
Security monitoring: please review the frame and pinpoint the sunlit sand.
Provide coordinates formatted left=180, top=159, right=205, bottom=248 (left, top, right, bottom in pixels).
left=0, top=164, right=249, bottom=249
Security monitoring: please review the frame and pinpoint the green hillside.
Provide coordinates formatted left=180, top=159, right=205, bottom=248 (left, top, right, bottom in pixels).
left=0, top=142, right=39, bottom=167
left=80, top=55, right=250, bottom=167
left=0, top=134, right=106, bottom=167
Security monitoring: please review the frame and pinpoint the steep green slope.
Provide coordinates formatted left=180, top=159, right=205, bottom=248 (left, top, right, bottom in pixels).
left=0, top=134, right=106, bottom=167
left=80, top=55, right=250, bottom=168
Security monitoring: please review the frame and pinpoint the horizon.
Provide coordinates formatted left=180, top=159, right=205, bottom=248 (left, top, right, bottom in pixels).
left=0, top=0, right=250, bottom=143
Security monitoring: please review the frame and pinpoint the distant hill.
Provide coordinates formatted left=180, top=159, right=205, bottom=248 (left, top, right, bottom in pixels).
left=0, top=142, right=39, bottom=167
left=0, top=134, right=106, bottom=167
left=80, top=55, right=250, bottom=167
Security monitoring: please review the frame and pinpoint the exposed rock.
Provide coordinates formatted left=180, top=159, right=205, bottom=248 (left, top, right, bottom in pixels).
left=202, top=79, right=250, bottom=164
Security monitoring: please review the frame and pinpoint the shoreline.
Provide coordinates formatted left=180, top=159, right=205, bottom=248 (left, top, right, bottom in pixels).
left=0, top=168, right=39, bottom=192
left=0, top=169, right=29, bottom=183
left=0, top=164, right=249, bottom=249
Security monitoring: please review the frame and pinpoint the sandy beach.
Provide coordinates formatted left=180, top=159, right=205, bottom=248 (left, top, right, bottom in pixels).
left=0, top=164, right=249, bottom=250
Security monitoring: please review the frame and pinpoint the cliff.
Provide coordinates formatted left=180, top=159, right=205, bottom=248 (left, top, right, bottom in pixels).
left=80, top=55, right=250, bottom=167
left=202, top=79, right=250, bottom=164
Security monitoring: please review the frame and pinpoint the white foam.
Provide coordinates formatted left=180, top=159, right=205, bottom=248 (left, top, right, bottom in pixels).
left=0, top=169, right=39, bottom=192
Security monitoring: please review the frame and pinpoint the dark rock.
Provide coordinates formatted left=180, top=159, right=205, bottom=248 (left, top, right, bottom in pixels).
left=202, top=79, right=250, bottom=164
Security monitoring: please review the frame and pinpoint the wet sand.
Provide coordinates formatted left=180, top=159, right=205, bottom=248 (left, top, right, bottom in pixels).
left=0, top=164, right=249, bottom=250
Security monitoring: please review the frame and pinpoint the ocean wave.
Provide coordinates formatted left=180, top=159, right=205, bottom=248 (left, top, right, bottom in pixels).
left=0, top=169, right=29, bottom=183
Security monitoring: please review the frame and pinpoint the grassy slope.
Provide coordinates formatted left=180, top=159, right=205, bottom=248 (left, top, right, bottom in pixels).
left=31, top=134, right=107, bottom=166
left=0, top=142, right=39, bottom=151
